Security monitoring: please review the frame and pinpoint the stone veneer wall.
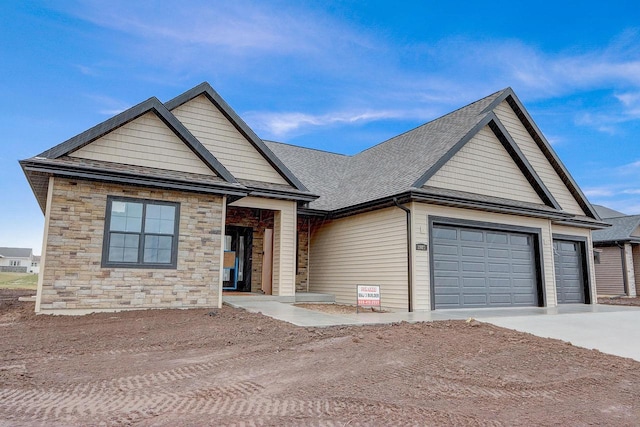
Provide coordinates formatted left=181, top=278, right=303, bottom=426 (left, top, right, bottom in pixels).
left=38, top=177, right=224, bottom=312
left=296, top=216, right=310, bottom=292
left=225, top=206, right=274, bottom=293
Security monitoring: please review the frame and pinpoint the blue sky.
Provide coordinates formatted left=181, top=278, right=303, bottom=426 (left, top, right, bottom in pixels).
left=2, top=1, right=640, bottom=253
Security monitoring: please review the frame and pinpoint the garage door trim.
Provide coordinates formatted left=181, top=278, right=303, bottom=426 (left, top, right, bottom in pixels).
left=428, top=216, right=546, bottom=310
left=552, top=233, right=592, bottom=304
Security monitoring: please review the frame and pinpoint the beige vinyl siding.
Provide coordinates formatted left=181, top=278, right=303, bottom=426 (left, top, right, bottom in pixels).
left=425, top=125, right=543, bottom=204
left=551, top=224, right=597, bottom=302
left=229, top=197, right=296, bottom=296
left=595, top=246, right=625, bottom=296
left=172, top=95, right=289, bottom=185
left=494, top=101, right=585, bottom=215
left=309, top=207, right=409, bottom=310
left=70, top=112, right=215, bottom=176
left=412, top=204, right=557, bottom=309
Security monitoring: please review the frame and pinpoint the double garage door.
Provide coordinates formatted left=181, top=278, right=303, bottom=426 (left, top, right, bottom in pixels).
left=432, top=224, right=585, bottom=309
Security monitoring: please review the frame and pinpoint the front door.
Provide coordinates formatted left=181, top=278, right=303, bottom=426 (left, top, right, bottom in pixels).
left=223, top=226, right=253, bottom=292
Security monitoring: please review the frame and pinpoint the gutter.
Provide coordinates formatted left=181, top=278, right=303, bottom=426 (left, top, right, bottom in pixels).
left=393, top=197, right=413, bottom=312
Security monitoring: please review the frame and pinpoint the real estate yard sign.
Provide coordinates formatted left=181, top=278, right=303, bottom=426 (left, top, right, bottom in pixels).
left=357, top=285, right=380, bottom=312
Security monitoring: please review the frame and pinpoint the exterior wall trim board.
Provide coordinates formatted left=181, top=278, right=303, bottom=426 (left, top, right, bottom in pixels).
left=21, top=162, right=248, bottom=198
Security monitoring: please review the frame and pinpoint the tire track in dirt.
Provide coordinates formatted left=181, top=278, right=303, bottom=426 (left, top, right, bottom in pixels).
left=1, top=383, right=503, bottom=426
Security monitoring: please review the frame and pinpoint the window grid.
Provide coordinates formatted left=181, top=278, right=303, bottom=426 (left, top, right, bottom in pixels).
left=102, top=197, right=179, bottom=269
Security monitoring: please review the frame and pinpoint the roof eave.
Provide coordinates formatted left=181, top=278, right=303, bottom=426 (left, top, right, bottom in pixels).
left=552, top=218, right=611, bottom=230
left=246, top=187, right=319, bottom=203
left=409, top=191, right=572, bottom=221
left=21, top=159, right=249, bottom=199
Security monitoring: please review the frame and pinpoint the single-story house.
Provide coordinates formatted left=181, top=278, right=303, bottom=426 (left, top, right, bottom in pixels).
left=592, top=205, right=639, bottom=297
left=0, top=247, right=35, bottom=273
left=21, top=82, right=607, bottom=314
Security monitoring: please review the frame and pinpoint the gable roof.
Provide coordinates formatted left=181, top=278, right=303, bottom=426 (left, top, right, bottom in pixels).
left=268, top=88, right=601, bottom=225
left=165, top=82, right=309, bottom=193
left=21, top=87, right=320, bottom=213
left=21, top=82, right=600, bottom=226
left=485, top=89, right=600, bottom=219
left=0, top=247, right=33, bottom=258
left=37, top=96, right=237, bottom=183
left=593, top=204, right=626, bottom=219
left=592, top=214, right=640, bottom=243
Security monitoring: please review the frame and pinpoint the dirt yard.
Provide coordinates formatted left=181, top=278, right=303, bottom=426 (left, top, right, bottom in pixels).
left=598, top=296, right=640, bottom=307
left=2, top=290, right=639, bottom=426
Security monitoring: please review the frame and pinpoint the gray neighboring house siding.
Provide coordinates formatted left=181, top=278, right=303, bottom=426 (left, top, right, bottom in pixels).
left=592, top=205, right=640, bottom=297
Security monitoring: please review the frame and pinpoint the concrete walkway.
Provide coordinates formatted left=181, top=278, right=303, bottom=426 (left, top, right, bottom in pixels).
left=224, top=296, right=640, bottom=362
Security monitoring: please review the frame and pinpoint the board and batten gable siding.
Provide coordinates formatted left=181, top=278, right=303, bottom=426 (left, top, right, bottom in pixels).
left=229, top=197, right=297, bottom=296
left=70, top=112, right=215, bottom=176
left=411, top=203, right=557, bottom=310
left=172, top=95, right=289, bottom=185
left=309, top=207, right=408, bottom=310
left=425, top=125, right=544, bottom=204
left=595, top=246, right=625, bottom=296
left=493, top=101, right=585, bottom=215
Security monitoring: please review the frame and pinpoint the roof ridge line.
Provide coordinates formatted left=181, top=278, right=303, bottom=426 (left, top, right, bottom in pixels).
left=354, top=88, right=509, bottom=157
left=264, top=140, right=351, bottom=157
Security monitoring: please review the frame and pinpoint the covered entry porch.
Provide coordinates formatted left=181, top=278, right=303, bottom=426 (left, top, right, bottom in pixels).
left=222, top=196, right=300, bottom=297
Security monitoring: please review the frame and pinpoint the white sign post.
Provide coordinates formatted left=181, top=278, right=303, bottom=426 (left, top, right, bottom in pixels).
left=356, top=285, right=381, bottom=313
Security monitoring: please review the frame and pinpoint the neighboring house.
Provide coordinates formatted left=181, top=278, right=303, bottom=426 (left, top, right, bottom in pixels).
left=592, top=205, right=640, bottom=297
left=30, top=255, right=41, bottom=274
left=21, top=82, right=607, bottom=315
left=0, top=247, right=34, bottom=273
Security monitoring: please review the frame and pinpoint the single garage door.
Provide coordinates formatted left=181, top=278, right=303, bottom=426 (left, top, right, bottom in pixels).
left=553, top=239, right=585, bottom=303
left=432, top=224, right=539, bottom=309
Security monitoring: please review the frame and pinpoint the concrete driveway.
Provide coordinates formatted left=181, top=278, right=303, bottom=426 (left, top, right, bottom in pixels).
left=478, top=304, right=640, bottom=362
left=226, top=295, right=640, bottom=362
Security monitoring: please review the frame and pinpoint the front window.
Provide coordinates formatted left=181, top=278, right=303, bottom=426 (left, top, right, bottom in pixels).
left=102, top=197, right=179, bottom=268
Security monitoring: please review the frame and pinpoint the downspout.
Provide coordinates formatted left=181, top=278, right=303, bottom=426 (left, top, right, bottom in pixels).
left=393, top=198, right=413, bottom=312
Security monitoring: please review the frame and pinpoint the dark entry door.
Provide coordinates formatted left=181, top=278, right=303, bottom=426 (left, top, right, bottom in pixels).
left=223, top=226, right=253, bottom=292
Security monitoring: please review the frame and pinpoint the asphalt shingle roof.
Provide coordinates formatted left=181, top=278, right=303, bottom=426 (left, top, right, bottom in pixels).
left=0, top=247, right=32, bottom=258
left=592, top=214, right=640, bottom=243
left=592, top=204, right=626, bottom=219
left=268, top=89, right=507, bottom=211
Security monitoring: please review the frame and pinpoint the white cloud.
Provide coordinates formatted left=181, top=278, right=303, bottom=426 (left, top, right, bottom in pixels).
left=583, top=187, right=616, bottom=198
left=84, top=94, right=131, bottom=116
left=52, top=2, right=640, bottom=138
left=245, top=108, right=438, bottom=138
